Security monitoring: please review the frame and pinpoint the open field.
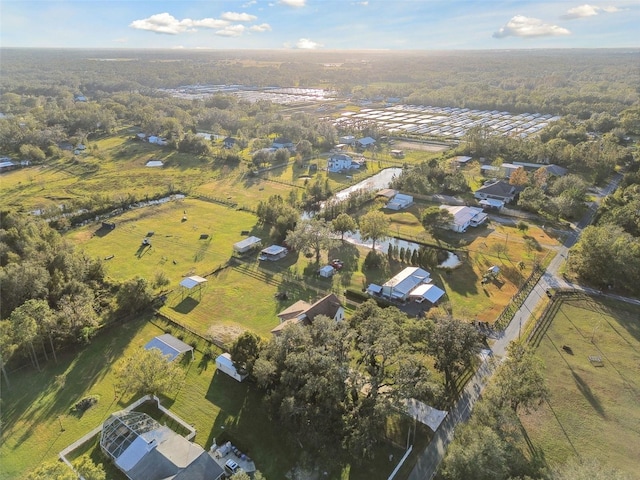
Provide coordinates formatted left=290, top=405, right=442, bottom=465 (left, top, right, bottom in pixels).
left=0, top=315, right=418, bottom=480
left=66, top=198, right=264, bottom=287
left=66, top=190, right=561, bottom=345
left=0, top=131, right=217, bottom=213
left=521, top=295, right=640, bottom=478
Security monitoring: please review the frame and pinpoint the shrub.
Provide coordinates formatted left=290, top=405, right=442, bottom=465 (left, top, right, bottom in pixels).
left=71, top=395, right=100, bottom=413
left=346, top=289, right=369, bottom=303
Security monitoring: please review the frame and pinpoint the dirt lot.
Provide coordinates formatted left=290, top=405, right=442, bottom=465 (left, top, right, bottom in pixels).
left=393, top=140, right=451, bottom=152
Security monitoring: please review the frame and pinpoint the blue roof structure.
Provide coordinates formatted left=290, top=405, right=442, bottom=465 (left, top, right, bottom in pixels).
left=144, top=334, right=193, bottom=361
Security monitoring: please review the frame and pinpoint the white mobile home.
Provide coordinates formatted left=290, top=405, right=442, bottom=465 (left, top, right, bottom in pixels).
left=233, top=236, right=262, bottom=254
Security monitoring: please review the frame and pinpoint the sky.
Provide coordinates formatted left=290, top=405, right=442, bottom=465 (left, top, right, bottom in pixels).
left=1, top=0, right=638, bottom=50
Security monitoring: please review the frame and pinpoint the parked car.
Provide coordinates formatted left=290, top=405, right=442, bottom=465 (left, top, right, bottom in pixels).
left=330, top=259, right=344, bottom=270
left=225, top=459, right=240, bottom=475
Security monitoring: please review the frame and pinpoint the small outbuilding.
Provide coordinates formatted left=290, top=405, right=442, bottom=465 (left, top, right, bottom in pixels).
left=144, top=334, right=194, bottom=361
left=386, top=193, right=414, bottom=211
left=179, top=275, right=208, bottom=299
left=339, top=135, right=356, bottom=146
left=233, top=236, right=262, bottom=254
left=318, top=265, right=335, bottom=278
left=258, top=245, right=288, bottom=261
left=215, top=353, right=247, bottom=382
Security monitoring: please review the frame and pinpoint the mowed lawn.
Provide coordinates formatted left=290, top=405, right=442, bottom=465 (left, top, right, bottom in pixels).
left=67, top=198, right=264, bottom=288
left=0, top=315, right=409, bottom=480
left=0, top=316, right=296, bottom=479
left=520, top=296, right=640, bottom=478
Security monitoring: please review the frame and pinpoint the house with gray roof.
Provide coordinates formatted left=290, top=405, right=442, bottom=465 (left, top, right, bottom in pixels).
left=474, top=180, right=517, bottom=204
left=100, top=411, right=224, bottom=480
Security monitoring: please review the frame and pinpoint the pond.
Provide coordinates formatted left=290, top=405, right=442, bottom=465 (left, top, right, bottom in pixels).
left=304, top=167, right=404, bottom=219
left=341, top=232, right=462, bottom=269
left=333, top=167, right=403, bottom=201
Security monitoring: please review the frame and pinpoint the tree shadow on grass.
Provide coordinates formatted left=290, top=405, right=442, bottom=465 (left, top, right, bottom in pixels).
left=328, top=242, right=360, bottom=285
left=204, top=371, right=301, bottom=478
left=2, top=315, right=150, bottom=448
left=571, top=371, right=606, bottom=418
left=197, top=352, right=214, bottom=373
left=432, top=262, right=480, bottom=297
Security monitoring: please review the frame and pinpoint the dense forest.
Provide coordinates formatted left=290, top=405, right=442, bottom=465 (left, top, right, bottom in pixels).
left=1, top=48, right=638, bottom=116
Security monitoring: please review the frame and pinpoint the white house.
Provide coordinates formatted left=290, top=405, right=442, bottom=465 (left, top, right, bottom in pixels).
left=381, top=267, right=431, bottom=301
left=452, top=155, right=472, bottom=166
left=144, top=334, right=194, bottom=361
left=271, top=293, right=344, bottom=336
left=327, top=153, right=357, bottom=173
left=101, top=411, right=225, bottom=480
left=148, top=136, right=168, bottom=146
left=439, top=205, right=488, bottom=233
left=409, top=283, right=446, bottom=305
left=386, top=193, right=414, bottom=211
left=215, top=353, right=248, bottom=382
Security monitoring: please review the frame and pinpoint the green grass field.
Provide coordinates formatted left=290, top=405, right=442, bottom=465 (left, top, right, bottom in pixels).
left=67, top=198, right=264, bottom=286
left=66, top=191, right=558, bottom=342
left=0, top=314, right=416, bottom=480
left=521, top=295, right=640, bottom=478
left=0, top=133, right=218, bottom=212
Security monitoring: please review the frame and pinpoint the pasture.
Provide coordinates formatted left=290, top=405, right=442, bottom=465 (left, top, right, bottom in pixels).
left=66, top=190, right=560, bottom=345
left=66, top=198, right=263, bottom=288
left=0, top=132, right=215, bottom=213
left=521, top=295, right=640, bottom=478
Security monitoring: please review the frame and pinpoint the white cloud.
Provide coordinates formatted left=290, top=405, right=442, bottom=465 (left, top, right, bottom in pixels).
left=216, top=25, right=246, bottom=37
left=243, top=0, right=257, bottom=6
left=352, top=1, right=369, bottom=5
left=561, top=4, right=620, bottom=20
left=129, top=13, right=228, bottom=35
left=221, top=11, right=257, bottom=22
left=295, top=38, right=323, bottom=49
left=250, top=23, right=272, bottom=32
left=192, top=18, right=231, bottom=29
left=279, top=0, right=306, bottom=7
left=493, top=15, right=571, bottom=38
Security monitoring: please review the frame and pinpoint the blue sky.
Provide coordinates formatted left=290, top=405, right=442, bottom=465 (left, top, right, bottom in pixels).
left=1, top=0, right=638, bottom=50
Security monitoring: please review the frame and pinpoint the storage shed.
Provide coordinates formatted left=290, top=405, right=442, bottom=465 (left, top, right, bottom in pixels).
left=215, top=353, right=247, bottom=382
left=233, top=236, right=262, bottom=254
left=258, top=245, right=288, bottom=261
left=318, top=265, right=335, bottom=278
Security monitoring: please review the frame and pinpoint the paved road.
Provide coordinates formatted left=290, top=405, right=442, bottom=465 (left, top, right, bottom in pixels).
left=407, top=173, right=625, bottom=480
